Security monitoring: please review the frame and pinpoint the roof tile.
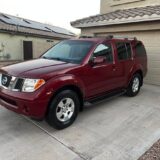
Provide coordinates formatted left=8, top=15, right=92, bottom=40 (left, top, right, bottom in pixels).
left=71, top=5, right=160, bottom=28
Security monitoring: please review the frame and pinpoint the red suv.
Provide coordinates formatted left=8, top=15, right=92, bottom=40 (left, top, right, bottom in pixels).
left=0, top=36, right=147, bottom=129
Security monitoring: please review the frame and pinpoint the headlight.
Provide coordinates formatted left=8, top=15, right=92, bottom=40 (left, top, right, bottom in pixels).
left=22, top=78, right=45, bottom=92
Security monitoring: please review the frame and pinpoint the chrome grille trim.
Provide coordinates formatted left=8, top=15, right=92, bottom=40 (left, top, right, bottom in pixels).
left=0, top=74, right=24, bottom=92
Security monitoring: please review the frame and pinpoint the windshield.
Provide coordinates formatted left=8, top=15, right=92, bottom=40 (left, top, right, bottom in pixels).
left=42, top=40, right=94, bottom=64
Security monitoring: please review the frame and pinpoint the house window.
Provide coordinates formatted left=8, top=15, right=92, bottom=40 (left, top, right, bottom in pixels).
left=112, top=0, right=144, bottom=6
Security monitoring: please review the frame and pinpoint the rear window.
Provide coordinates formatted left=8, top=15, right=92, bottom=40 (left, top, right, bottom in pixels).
left=135, top=42, right=146, bottom=57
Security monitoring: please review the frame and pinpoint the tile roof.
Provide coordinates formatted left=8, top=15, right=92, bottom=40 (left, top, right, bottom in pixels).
left=0, top=12, right=75, bottom=39
left=71, top=5, right=160, bottom=28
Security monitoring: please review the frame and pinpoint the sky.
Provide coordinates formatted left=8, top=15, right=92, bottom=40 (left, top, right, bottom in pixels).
left=0, top=0, right=100, bottom=34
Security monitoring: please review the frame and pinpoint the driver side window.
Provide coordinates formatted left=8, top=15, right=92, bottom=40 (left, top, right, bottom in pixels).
left=93, top=43, right=113, bottom=63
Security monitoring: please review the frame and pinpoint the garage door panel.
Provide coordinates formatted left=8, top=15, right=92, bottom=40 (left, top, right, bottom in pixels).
left=148, top=61, right=160, bottom=68
left=147, top=68, right=160, bottom=76
left=144, top=44, right=160, bottom=47
left=146, top=51, right=160, bottom=55
left=145, top=75, right=160, bottom=86
left=146, top=47, right=160, bottom=51
left=147, top=54, right=160, bottom=61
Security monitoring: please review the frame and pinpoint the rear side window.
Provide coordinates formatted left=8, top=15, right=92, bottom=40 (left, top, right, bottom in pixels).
left=135, top=42, right=146, bottom=57
left=126, top=43, right=132, bottom=59
left=116, top=42, right=132, bottom=60
left=93, top=43, right=113, bottom=63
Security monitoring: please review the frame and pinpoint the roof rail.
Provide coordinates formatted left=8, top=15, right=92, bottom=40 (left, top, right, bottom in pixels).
left=79, top=35, right=137, bottom=41
left=106, top=35, right=137, bottom=40
left=79, top=35, right=93, bottom=38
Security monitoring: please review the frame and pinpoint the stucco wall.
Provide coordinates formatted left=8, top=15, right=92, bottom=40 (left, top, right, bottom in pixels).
left=0, top=60, right=20, bottom=68
left=0, top=33, right=58, bottom=61
left=101, top=0, right=160, bottom=13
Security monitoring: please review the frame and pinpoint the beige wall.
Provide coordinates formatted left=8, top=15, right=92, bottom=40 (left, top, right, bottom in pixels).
left=81, top=24, right=160, bottom=85
left=0, top=60, right=20, bottom=68
left=101, top=0, right=160, bottom=13
left=0, top=33, right=58, bottom=61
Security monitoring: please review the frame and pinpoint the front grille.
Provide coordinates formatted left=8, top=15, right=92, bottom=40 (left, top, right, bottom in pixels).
left=14, top=78, right=24, bottom=91
left=0, top=74, right=24, bottom=91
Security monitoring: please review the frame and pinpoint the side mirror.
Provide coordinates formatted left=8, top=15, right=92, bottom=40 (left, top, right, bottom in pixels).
left=92, top=56, right=106, bottom=65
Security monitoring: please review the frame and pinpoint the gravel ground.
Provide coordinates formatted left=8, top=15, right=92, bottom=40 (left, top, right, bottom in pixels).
left=138, top=140, right=160, bottom=160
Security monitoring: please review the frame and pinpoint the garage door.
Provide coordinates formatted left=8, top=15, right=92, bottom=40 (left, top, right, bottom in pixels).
left=96, top=31, right=160, bottom=86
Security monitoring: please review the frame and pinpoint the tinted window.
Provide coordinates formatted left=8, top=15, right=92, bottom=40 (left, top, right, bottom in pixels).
left=42, top=40, right=94, bottom=64
left=116, top=42, right=132, bottom=60
left=93, top=44, right=113, bottom=63
left=126, top=43, right=132, bottom=59
left=135, top=42, right=146, bottom=57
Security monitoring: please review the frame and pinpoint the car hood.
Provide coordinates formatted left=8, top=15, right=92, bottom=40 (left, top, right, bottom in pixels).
left=0, top=58, right=78, bottom=80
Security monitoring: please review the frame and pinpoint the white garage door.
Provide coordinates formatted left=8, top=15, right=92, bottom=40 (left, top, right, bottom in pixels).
left=96, top=31, right=160, bottom=85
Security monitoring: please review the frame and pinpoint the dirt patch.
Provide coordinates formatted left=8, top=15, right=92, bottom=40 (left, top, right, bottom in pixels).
left=138, top=140, right=160, bottom=160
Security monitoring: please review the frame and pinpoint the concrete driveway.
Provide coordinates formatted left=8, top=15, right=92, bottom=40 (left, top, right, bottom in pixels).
left=0, top=84, right=160, bottom=160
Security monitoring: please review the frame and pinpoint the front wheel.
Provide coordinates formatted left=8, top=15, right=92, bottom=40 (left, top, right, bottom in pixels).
left=46, top=90, right=80, bottom=130
left=126, top=74, right=142, bottom=97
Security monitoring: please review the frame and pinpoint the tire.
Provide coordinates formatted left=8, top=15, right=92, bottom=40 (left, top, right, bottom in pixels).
left=126, top=73, right=142, bottom=97
left=46, top=90, right=80, bottom=130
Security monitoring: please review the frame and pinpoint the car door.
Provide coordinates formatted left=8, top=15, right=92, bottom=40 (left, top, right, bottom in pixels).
left=84, top=42, right=119, bottom=98
left=113, top=41, right=134, bottom=87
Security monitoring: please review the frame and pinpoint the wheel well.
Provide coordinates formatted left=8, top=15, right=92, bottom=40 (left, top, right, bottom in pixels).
left=47, top=85, right=84, bottom=115
left=134, top=70, right=143, bottom=86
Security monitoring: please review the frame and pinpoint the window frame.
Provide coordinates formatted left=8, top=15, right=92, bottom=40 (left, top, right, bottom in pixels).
left=90, top=42, right=114, bottom=64
left=111, top=0, right=142, bottom=6
left=115, top=41, right=133, bottom=61
left=125, top=42, right=133, bottom=60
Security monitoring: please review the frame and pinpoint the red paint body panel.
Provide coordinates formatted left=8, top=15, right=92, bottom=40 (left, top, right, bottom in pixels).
left=0, top=38, right=147, bottom=119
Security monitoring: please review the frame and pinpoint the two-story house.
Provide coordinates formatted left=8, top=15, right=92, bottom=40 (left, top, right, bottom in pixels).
left=71, top=0, right=160, bottom=85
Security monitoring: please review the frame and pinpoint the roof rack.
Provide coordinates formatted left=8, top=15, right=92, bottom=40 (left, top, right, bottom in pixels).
left=79, top=35, right=94, bottom=38
left=79, top=34, right=137, bottom=40
left=107, top=35, right=137, bottom=41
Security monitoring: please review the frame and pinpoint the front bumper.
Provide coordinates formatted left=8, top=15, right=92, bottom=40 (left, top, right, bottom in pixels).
left=0, top=87, right=51, bottom=119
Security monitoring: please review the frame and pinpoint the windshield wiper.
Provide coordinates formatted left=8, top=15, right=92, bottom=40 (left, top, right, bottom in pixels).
left=41, top=56, right=46, bottom=59
left=51, top=57, right=62, bottom=61
left=42, top=56, right=67, bottom=62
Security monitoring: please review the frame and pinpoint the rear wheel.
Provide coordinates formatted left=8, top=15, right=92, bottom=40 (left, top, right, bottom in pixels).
left=46, top=90, right=80, bottom=130
left=126, top=73, right=142, bottom=97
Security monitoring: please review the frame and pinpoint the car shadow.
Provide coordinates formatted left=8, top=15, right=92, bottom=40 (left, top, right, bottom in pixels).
left=0, top=87, right=146, bottom=134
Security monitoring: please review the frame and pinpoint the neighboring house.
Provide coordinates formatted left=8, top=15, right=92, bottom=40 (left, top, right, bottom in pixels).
left=71, top=0, right=160, bottom=85
left=0, top=12, right=75, bottom=67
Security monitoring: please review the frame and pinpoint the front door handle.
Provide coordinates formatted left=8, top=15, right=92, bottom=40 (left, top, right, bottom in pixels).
left=112, top=65, right=116, bottom=71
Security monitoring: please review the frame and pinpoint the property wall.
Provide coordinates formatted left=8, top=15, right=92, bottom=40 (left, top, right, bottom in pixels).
left=0, top=33, right=58, bottom=61
left=0, top=60, right=20, bottom=68
left=81, top=24, right=160, bottom=85
left=101, top=0, right=160, bottom=13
